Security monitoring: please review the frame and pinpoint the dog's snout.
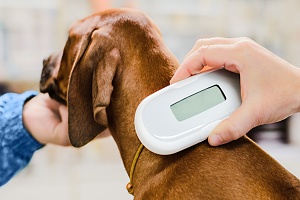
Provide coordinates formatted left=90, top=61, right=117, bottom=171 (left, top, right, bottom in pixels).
left=43, top=59, right=47, bottom=67
left=41, top=68, right=51, bottom=79
left=40, top=52, right=65, bottom=104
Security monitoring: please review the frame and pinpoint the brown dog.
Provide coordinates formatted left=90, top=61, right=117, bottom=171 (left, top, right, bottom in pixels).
left=40, top=8, right=300, bottom=199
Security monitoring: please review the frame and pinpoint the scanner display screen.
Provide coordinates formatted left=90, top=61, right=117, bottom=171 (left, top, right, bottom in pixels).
left=170, top=85, right=226, bottom=121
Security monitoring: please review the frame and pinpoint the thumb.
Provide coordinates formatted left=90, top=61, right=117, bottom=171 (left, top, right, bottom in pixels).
left=208, top=104, right=256, bottom=146
left=59, top=105, right=68, bottom=122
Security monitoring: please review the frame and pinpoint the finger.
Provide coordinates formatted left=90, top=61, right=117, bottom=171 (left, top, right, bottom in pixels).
left=171, top=37, right=255, bottom=84
left=170, top=45, right=232, bottom=84
left=208, top=104, right=256, bottom=146
left=38, top=93, right=61, bottom=112
left=59, top=105, right=68, bottom=122
left=54, top=105, right=69, bottom=146
left=184, top=37, right=243, bottom=59
left=170, top=53, right=205, bottom=84
left=171, top=43, right=240, bottom=84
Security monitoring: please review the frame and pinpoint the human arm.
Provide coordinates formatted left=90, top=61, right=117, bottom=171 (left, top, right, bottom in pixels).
left=170, top=37, right=300, bottom=146
left=0, top=91, right=69, bottom=186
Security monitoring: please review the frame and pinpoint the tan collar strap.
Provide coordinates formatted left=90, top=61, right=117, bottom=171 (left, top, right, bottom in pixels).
left=126, top=143, right=144, bottom=195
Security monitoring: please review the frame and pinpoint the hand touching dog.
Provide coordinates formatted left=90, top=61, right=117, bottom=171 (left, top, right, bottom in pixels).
left=171, top=37, right=300, bottom=146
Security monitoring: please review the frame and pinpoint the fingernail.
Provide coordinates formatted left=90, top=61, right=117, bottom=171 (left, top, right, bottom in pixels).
left=209, top=134, right=223, bottom=146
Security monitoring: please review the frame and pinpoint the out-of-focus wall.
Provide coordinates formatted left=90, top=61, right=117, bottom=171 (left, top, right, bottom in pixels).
left=1, top=0, right=300, bottom=84
left=137, top=0, right=300, bottom=65
left=0, top=0, right=91, bottom=82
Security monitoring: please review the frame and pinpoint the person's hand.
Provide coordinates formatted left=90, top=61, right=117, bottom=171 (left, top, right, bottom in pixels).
left=170, top=37, right=300, bottom=146
left=23, top=93, right=70, bottom=146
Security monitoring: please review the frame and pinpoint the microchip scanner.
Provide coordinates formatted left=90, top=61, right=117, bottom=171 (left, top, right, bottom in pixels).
left=135, top=69, right=241, bottom=155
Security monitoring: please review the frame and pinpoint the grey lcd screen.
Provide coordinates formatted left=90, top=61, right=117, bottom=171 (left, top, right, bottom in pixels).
left=170, top=85, right=226, bottom=122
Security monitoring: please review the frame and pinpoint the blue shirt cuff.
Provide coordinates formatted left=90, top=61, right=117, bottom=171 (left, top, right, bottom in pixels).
left=0, top=91, right=44, bottom=186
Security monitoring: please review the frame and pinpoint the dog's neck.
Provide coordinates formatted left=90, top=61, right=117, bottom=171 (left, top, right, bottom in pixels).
left=107, top=50, right=178, bottom=174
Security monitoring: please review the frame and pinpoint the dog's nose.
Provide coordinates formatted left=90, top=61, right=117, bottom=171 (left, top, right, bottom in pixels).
left=43, top=59, right=47, bottom=66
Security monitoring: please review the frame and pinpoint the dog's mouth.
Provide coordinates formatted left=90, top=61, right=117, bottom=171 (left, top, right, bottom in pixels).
left=40, top=79, right=67, bottom=105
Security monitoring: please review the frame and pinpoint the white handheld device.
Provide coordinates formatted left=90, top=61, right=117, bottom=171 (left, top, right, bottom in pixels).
left=134, top=69, right=241, bottom=155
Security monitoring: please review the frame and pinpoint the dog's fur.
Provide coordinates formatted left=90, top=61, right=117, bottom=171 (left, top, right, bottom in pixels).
left=40, top=8, right=300, bottom=199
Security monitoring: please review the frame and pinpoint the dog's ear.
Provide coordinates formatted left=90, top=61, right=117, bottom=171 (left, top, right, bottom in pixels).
left=92, top=47, right=120, bottom=126
left=67, top=28, right=120, bottom=147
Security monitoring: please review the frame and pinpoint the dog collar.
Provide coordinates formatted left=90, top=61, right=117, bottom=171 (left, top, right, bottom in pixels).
left=126, top=143, right=144, bottom=195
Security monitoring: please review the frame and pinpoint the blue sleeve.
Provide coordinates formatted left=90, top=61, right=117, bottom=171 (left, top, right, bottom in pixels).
left=0, top=91, right=44, bottom=187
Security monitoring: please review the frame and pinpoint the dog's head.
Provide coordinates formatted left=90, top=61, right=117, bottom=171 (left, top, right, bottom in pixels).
left=40, top=52, right=65, bottom=104
left=40, top=8, right=178, bottom=147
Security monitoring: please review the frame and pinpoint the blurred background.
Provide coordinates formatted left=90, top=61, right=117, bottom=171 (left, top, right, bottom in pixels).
left=1, top=0, right=300, bottom=199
